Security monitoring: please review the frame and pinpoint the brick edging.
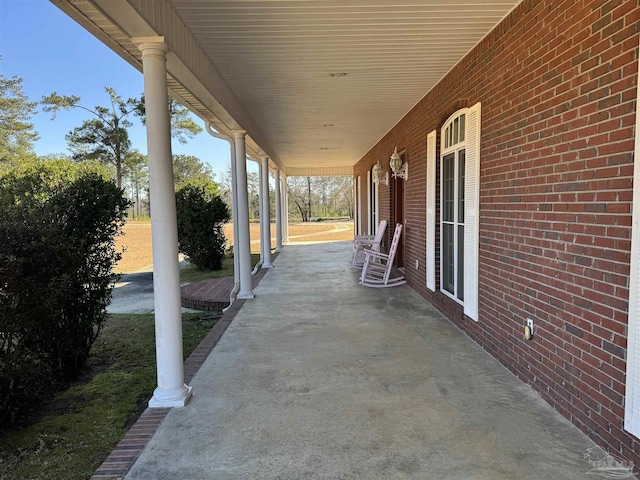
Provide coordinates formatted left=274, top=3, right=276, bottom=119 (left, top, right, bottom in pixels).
left=91, top=258, right=276, bottom=479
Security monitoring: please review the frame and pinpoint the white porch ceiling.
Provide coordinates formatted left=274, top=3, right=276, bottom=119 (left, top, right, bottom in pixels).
left=54, top=0, right=521, bottom=175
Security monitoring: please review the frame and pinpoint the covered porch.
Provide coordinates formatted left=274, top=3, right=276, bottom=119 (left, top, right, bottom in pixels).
left=48, top=0, right=526, bottom=411
left=114, top=242, right=596, bottom=478
left=50, top=0, right=640, bottom=475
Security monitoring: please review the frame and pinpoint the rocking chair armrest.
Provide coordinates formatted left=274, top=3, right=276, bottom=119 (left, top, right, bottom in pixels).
left=363, top=250, right=390, bottom=261
left=354, top=238, right=376, bottom=247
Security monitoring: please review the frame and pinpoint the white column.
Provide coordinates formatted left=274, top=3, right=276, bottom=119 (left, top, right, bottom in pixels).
left=283, top=175, right=290, bottom=242
left=137, top=39, right=192, bottom=408
left=274, top=169, right=283, bottom=252
left=230, top=142, right=240, bottom=285
left=260, top=157, right=273, bottom=267
left=233, top=130, right=255, bottom=299
left=255, top=160, right=264, bottom=264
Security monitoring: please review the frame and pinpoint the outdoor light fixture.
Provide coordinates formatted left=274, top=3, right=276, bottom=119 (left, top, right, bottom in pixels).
left=373, top=160, right=388, bottom=186
left=389, top=147, right=407, bottom=180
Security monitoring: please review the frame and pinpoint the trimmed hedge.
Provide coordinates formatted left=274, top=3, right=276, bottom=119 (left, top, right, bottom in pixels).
left=176, top=182, right=230, bottom=270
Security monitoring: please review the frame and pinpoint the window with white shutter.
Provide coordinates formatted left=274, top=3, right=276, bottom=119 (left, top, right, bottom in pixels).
left=624, top=44, right=640, bottom=437
left=440, top=103, right=481, bottom=321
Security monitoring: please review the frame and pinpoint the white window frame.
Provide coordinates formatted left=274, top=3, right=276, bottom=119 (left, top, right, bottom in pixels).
left=439, top=103, right=480, bottom=321
left=440, top=124, right=465, bottom=303
left=624, top=38, right=640, bottom=437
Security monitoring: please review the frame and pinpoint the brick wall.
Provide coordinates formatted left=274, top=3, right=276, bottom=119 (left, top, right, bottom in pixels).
left=354, top=0, right=640, bottom=468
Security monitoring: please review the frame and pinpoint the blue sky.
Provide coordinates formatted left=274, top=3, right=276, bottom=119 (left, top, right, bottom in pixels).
left=0, top=0, right=244, bottom=178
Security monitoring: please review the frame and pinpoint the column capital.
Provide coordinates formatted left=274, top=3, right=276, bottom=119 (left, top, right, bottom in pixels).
left=232, top=129, right=247, bottom=139
left=133, top=37, right=168, bottom=57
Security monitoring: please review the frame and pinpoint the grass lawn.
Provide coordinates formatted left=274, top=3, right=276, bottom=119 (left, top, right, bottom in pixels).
left=180, top=253, right=261, bottom=283
left=0, top=313, right=216, bottom=480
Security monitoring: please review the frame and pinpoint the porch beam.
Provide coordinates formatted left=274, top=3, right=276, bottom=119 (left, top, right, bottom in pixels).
left=136, top=38, right=192, bottom=408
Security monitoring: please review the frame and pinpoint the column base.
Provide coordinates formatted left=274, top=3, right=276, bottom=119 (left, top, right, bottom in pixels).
left=149, top=384, right=193, bottom=408
left=275, top=247, right=283, bottom=253
left=238, top=290, right=255, bottom=299
left=262, top=261, right=273, bottom=268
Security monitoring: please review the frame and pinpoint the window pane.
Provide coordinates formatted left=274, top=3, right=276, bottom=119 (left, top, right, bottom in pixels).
left=457, top=225, right=464, bottom=301
left=453, top=117, right=459, bottom=144
left=460, top=114, right=466, bottom=142
left=458, top=149, right=466, bottom=223
left=443, top=223, right=455, bottom=294
left=443, top=153, right=455, bottom=222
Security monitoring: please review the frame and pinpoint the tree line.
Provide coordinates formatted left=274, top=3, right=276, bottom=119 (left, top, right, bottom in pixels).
left=1, top=74, right=215, bottom=215
left=217, top=168, right=353, bottom=222
left=1, top=69, right=353, bottom=222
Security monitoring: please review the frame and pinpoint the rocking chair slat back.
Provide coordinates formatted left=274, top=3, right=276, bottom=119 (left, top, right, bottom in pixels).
left=350, top=219, right=388, bottom=267
left=359, top=223, right=406, bottom=288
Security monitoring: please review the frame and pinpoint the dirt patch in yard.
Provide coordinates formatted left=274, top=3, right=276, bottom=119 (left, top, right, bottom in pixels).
left=114, top=222, right=154, bottom=274
left=114, top=221, right=354, bottom=274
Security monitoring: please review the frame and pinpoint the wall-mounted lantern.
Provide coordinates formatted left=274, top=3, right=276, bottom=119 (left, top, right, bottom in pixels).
left=389, top=147, right=407, bottom=180
left=373, top=159, right=389, bottom=186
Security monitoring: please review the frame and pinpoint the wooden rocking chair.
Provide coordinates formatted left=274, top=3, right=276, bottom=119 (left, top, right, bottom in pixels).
left=350, top=220, right=388, bottom=268
left=359, top=223, right=406, bottom=288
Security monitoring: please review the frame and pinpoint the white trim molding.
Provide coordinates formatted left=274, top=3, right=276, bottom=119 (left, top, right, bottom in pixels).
left=624, top=37, right=640, bottom=437
left=426, top=130, right=437, bottom=292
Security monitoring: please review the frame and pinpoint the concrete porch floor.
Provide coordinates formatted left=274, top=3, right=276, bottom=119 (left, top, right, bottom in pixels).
left=126, top=241, right=598, bottom=479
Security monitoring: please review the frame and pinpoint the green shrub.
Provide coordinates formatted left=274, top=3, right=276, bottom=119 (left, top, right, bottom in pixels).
left=0, top=160, right=129, bottom=424
left=176, top=182, right=230, bottom=270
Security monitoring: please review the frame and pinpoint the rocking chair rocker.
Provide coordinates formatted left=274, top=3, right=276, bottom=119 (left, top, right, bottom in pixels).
left=359, top=223, right=406, bottom=288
